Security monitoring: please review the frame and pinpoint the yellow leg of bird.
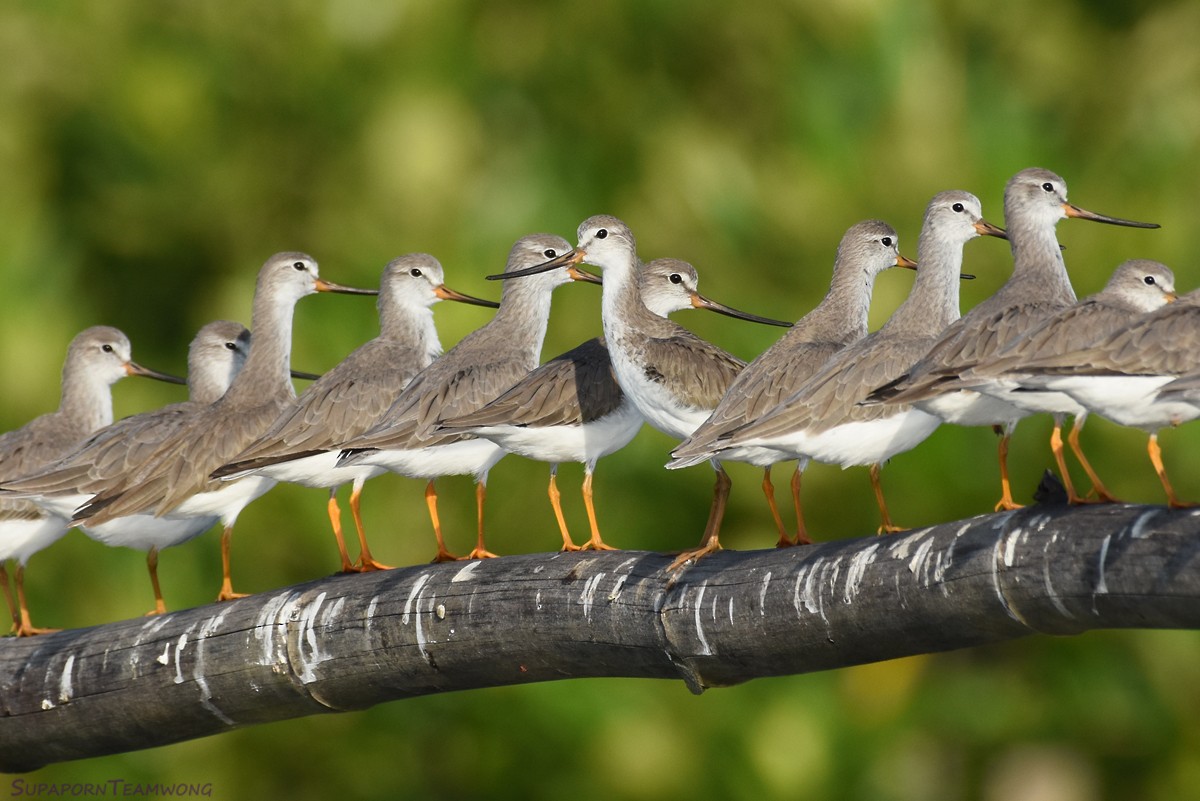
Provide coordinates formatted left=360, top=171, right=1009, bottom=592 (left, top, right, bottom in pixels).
left=326, top=491, right=357, bottom=573
left=1066, top=417, right=1120, bottom=503
left=994, top=425, right=1024, bottom=512
left=580, top=469, right=614, bottom=551
left=15, top=565, right=58, bottom=636
left=146, top=546, right=167, bottom=616
left=762, top=466, right=792, bottom=548
left=668, top=463, right=730, bottom=570
left=350, top=484, right=391, bottom=571
left=1148, top=433, right=1195, bottom=509
left=425, top=480, right=460, bottom=563
left=216, top=525, right=247, bottom=601
left=791, top=463, right=812, bottom=546
left=548, top=468, right=580, bottom=551
left=870, top=463, right=904, bottom=535
left=0, top=564, right=18, bottom=634
left=463, top=481, right=498, bottom=560
left=1049, top=420, right=1091, bottom=505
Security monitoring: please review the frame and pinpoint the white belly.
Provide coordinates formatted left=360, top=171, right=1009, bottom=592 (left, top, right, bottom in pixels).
left=245, top=451, right=385, bottom=490
left=975, top=377, right=1086, bottom=417
left=608, top=349, right=709, bottom=440
left=916, top=389, right=1028, bottom=427
left=1042, top=375, right=1178, bottom=429
left=170, top=475, right=277, bottom=521
left=801, top=409, right=943, bottom=468
left=0, top=508, right=71, bottom=564
left=471, top=404, right=644, bottom=466
left=349, top=438, right=507, bottom=480
left=83, top=513, right=217, bottom=551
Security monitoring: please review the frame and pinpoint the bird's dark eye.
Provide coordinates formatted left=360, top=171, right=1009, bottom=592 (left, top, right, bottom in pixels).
left=101, top=344, right=114, bottom=353
left=669, top=273, right=683, bottom=284
left=225, top=341, right=237, bottom=350
left=543, top=249, right=557, bottom=258
left=881, top=237, right=893, bottom=247
left=952, top=203, right=964, bottom=213
left=596, top=229, right=609, bottom=240
left=1144, top=275, right=1156, bottom=285
left=410, top=268, right=422, bottom=277
left=1042, top=182, right=1055, bottom=192
left=293, top=261, right=306, bottom=271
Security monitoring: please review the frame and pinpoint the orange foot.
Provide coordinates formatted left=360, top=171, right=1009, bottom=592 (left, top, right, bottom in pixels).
left=351, top=557, right=394, bottom=572
left=461, top=548, right=499, bottom=560
left=216, top=584, right=248, bottom=602
left=994, top=497, right=1024, bottom=512
left=14, top=622, right=59, bottom=637
left=876, top=524, right=906, bottom=536
left=667, top=541, right=722, bottom=572
left=579, top=539, right=617, bottom=552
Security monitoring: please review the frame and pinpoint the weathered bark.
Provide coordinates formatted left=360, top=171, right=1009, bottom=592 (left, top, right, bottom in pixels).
left=1, top=501, right=1198, bottom=772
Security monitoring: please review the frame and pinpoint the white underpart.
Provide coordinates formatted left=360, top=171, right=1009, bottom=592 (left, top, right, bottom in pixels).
left=349, top=438, right=506, bottom=480
left=914, top=388, right=1028, bottom=427
left=231, top=451, right=385, bottom=490
left=733, top=407, right=942, bottom=468
left=1043, top=375, right=1197, bottom=429
left=0, top=512, right=71, bottom=564
left=468, top=402, right=643, bottom=464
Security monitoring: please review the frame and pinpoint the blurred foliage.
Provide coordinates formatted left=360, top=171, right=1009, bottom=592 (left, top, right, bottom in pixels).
left=2, top=1, right=1200, bottom=799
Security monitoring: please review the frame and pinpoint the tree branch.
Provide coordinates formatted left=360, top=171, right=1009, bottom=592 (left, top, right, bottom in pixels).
left=2, top=501, right=1198, bottom=772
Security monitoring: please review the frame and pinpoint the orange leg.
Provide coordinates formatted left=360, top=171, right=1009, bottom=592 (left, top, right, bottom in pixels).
left=0, top=563, right=18, bottom=634
left=146, top=546, right=167, bottom=616
left=14, top=565, right=58, bottom=636
left=994, top=424, right=1024, bottom=512
left=1066, top=415, right=1120, bottom=503
left=425, top=480, right=460, bottom=563
left=870, top=463, right=903, bottom=535
left=463, top=480, right=498, bottom=560
left=1049, top=419, right=1093, bottom=505
left=762, top=466, right=791, bottom=548
left=580, top=468, right=615, bottom=551
left=326, top=490, right=357, bottom=573
left=548, top=467, right=580, bottom=551
left=350, top=483, right=391, bottom=571
left=1148, top=432, right=1195, bottom=509
left=216, top=525, right=247, bottom=602
left=790, top=462, right=812, bottom=545
left=668, top=462, right=731, bottom=570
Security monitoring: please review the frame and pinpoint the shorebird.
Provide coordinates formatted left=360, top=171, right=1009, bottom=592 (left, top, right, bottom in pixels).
left=704, top=192, right=1006, bottom=543
left=213, top=254, right=498, bottom=573
left=866, top=168, right=1160, bottom=511
left=1012, top=288, right=1200, bottom=507
left=668, top=220, right=916, bottom=547
left=489, top=216, right=791, bottom=567
left=71, top=253, right=376, bottom=602
left=951, top=259, right=1176, bottom=504
left=335, top=234, right=595, bottom=562
left=2, top=322, right=260, bottom=614
left=437, top=258, right=777, bottom=551
left=0, top=326, right=183, bottom=634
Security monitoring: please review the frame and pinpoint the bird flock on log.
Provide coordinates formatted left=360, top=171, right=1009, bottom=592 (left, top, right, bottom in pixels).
left=1, top=167, right=1190, bottom=636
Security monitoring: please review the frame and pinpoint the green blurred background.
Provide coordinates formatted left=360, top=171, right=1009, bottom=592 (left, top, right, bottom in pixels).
left=3, top=1, right=1200, bottom=799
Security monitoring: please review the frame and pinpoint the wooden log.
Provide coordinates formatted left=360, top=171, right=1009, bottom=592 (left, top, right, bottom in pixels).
left=1, top=501, right=1198, bottom=772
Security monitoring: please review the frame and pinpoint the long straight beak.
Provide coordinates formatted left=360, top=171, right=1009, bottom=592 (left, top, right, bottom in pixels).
left=126, top=361, right=186, bottom=384
left=896, top=254, right=918, bottom=271
left=689, top=292, right=792, bottom=327
left=291, top=369, right=323, bottom=381
left=1063, top=203, right=1160, bottom=229
left=435, top=285, right=500, bottom=308
left=487, top=249, right=584, bottom=281
left=314, top=278, right=379, bottom=295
